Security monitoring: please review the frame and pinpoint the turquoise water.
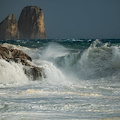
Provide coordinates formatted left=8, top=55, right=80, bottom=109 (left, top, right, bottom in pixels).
left=0, top=39, right=120, bottom=48
left=0, top=39, right=120, bottom=120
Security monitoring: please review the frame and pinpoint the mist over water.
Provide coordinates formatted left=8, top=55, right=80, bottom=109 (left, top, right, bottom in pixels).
left=0, top=39, right=120, bottom=120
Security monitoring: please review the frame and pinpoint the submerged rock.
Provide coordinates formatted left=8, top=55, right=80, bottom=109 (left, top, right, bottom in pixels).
left=0, top=45, right=45, bottom=80
left=0, top=14, right=19, bottom=40
left=18, top=6, right=46, bottom=39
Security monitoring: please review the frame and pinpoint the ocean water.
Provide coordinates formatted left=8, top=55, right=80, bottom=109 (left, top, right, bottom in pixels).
left=0, top=39, right=120, bottom=120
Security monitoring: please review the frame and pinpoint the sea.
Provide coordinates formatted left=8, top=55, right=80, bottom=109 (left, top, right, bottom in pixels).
left=0, top=39, right=120, bottom=120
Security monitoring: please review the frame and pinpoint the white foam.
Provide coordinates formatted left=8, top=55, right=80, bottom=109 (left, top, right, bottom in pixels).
left=0, top=59, right=29, bottom=87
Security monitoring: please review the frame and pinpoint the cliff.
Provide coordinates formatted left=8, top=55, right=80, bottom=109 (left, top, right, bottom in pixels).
left=18, top=6, right=46, bottom=39
left=0, top=6, right=46, bottom=40
left=0, top=14, right=19, bottom=40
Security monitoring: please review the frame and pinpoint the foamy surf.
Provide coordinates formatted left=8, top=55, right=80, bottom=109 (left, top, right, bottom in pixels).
left=0, top=59, right=29, bottom=87
left=0, top=39, right=120, bottom=120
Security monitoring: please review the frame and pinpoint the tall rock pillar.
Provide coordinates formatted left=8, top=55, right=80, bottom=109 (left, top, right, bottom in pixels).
left=18, top=6, right=46, bottom=39
left=0, top=14, right=19, bottom=40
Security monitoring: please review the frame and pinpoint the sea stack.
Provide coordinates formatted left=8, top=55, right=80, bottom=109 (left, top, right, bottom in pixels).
left=0, top=14, right=19, bottom=40
left=18, top=6, right=46, bottom=39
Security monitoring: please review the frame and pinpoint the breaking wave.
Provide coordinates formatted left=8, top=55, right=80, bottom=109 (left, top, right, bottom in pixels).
left=0, top=59, right=29, bottom=87
left=1, top=40, right=120, bottom=87
left=40, top=40, right=120, bottom=80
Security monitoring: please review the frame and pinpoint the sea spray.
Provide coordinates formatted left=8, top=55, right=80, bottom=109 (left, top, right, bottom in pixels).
left=41, top=42, right=68, bottom=61
left=40, top=40, right=120, bottom=80
left=112, top=46, right=120, bottom=68
left=79, top=40, right=120, bottom=79
left=1, top=40, right=120, bottom=85
left=0, top=59, right=29, bottom=87
left=0, top=39, right=120, bottom=120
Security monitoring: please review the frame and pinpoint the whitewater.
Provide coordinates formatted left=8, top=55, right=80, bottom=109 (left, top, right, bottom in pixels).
left=0, top=39, right=120, bottom=120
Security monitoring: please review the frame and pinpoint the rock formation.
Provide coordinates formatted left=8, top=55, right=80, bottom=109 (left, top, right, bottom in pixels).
left=0, top=14, right=19, bottom=40
left=0, top=45, right=45, bottom=80
left=18, top=6, right=46, bottom=39
left=0, top=6, right=46, bottom=40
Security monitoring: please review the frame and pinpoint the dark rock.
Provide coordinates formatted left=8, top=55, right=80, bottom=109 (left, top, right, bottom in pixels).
left=18, top=6, right=46, bottom=39
left=0, top=45, right=12, bottom=61
left=24, top=66, right=46, bottom=80
left=0, top=14, right=19, bottom=40
left=10, top=48, right=32, bottom=62
left=0, top=45, right=45, bottom=80
left=0, top=45, right=32, bottom=64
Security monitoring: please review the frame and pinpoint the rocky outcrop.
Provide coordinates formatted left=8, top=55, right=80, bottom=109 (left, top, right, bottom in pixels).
left=24, top=67, right=44, bottom=80
left=0, top=6, right=46, bottom=40
left=0, top=14, right=19, bottom=40
left=18, top=6, right=46, bottom=39
left=0, top=45, right=45, bottom=80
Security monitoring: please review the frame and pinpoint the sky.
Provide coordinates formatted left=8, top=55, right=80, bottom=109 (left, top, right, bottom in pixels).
left=0, top=0, right=120, bottom=39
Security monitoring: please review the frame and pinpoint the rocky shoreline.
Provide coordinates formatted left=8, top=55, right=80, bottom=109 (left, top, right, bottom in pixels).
left=0, top=44, right=45, bottom=80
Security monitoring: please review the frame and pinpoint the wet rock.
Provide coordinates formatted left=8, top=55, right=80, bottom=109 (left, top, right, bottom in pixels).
left=10, top=48, right=32, bottom=63
left=0, top=45, right=45, bottom=80
left=24, top=66, right=46, bottom=80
